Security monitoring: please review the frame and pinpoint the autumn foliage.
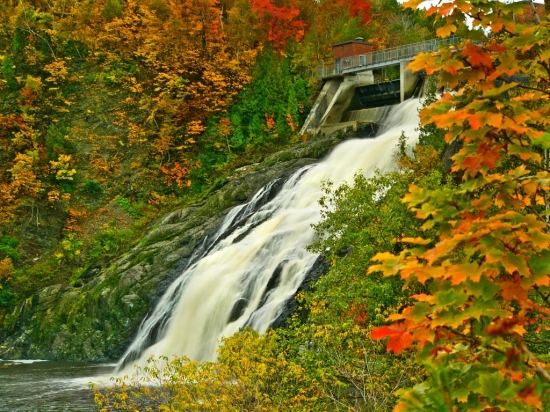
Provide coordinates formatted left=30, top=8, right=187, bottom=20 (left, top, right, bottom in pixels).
left=369, top=1, right=550, bottom=410
left=251, top=0, right=306, bottom=51
left=0, top=0, right=330, bottom=297
left=344, top=0, right=372, bottom=25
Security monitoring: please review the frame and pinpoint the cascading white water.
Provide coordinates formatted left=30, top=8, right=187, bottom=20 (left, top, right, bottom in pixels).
left=118, top=99, right=422, bottom=372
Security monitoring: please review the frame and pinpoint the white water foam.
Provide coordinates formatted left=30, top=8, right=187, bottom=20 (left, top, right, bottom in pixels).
left=0, top=359, right=49, bottom=364
left=118, top=99, right=422, bottom=372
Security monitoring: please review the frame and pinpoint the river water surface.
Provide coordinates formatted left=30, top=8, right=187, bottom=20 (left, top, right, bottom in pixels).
left=0, top=359, right=114, bottom=411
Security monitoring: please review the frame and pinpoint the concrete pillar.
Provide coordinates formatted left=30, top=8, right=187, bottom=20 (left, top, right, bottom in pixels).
left=299, top=80, right=340, bottom=135
left=300, top=71, right=375, bottom=136
left=400, top=60, right=418, bottom=102
left=321, top=72, right=374, bottom=125
left=322, top=78, right=356, bottom=125
left=355, top=71, right=374, bottom=85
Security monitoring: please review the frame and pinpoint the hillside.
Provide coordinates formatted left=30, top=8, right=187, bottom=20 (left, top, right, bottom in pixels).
left=0, top=0, right=434, bottom=314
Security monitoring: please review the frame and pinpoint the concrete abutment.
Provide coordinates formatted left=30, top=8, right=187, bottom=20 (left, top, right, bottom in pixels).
left=301, top=62, right=421, bottom=138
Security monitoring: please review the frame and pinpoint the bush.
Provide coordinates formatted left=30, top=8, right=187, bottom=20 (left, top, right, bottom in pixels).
left=83, top=179, right=103, bottom=197
left=12, top=260, right=57, bottom=296
left=93, top=329, right=319, bottom=411
left=45, top=124, right=75, bottom=160
left=102, top=0, right=123, bottom=21
left=116, top=196, right=140, bottom=218
left=59, top=180, right=74, bottom=195
left=0, top=236, right=20, bottom=262
left=88, top=227, right=134, bottom=261
left=2, top=54, right=19, bottom=90
left=93, top=325, right=420, bottom=411
left=0, top=286, right=15, bottom=309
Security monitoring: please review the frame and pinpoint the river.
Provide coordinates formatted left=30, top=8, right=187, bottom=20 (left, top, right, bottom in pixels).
left=0, top=359, right=114, bottom=411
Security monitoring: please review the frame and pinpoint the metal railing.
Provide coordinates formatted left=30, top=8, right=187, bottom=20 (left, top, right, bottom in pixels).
left=319, top=36, right=462, bottom=78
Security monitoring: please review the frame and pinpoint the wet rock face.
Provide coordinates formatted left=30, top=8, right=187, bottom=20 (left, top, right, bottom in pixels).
left=269, top=255, right=331, bottom=329
left=0, top=134, right=345, bottom=361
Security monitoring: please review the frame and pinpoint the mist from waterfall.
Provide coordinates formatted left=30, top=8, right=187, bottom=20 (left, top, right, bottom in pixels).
left=117, top=98, right=422, bottom=372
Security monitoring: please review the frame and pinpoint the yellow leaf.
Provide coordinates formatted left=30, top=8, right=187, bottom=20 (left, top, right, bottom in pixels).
left=436, top=24, right=457, bottom=38
left=403, top=0, right=429, bottom=9
left=512, top=325, right=527, bottom=336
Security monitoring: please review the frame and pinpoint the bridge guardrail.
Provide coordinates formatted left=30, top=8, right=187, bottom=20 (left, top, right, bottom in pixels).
left=320, top=36, right=462, bottom=78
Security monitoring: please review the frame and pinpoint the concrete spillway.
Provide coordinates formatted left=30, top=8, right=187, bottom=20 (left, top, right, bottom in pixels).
left=300, top=61, right=421, bottom=137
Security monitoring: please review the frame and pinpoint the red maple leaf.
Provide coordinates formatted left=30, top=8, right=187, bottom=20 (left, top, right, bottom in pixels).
left=463, top=44, right=493, bottom=68
left=371, top=323, right=413, bottom=354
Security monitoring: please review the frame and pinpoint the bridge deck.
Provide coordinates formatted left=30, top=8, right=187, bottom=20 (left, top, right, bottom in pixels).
left=319, top=36, right=461, bottom=78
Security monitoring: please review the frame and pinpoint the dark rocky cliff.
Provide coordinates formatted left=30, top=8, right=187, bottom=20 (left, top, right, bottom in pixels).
left=0, top=134, right=344, bottom=361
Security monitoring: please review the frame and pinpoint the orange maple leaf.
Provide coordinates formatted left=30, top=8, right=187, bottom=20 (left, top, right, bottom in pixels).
left=371, top=323, right=414, bottom=354
left=463, top=44, right=493, bottom=68
left=500, top=281, right=529, bottom=303
left=518, top=383, right=542, bottom=408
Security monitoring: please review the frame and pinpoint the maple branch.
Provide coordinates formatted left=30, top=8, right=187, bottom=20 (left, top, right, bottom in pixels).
left=498, top=132, right=550, bottom=174
left=523, top=337, right=550, bottom=344
left=463, top=13, right=517, bottom=36
left=513, top=83, right=549, bottom=95
left=459, top=56, right=471, bottom=68
left=444, top=325, right=550, bottom=379
left=515, top=336, right=550, bottom=382
left=441, top=326, right=508, bottom=357
left=520, top=158, right=550, bottom=174
left=533, top=285, right=550, bottom=309
left=537, top=60, right=550, bottom=79
left=438, top=381, right=454, bottom=411
left=526, top=205, right=550, bottom=229
left=465, top=11, right=484, bottom=22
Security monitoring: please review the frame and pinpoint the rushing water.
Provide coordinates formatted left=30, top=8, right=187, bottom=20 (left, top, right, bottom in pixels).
left=117, top=98, right=423, bottom=373
left=1, top=99, right=422, bottom=411
left=0, top=359, right=113, bottom=411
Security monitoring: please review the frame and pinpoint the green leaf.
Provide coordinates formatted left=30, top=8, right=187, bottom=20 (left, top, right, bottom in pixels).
left=477, top=371, right=508, bottom=399
left=528, top=249, right=550, bottom=280
left=532, top=133, right=550, bottom=149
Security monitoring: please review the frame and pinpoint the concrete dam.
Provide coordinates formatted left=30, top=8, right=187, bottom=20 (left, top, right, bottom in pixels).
left=300, top=36, right=460, bottom=137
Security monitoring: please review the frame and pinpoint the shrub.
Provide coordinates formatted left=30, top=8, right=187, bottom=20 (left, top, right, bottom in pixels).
left=102, top=0, right=123, bottom=21
left=45, top=124, right=76, bottom=160
left=83, top=179, right=103, bottom=197
left=116, top=196, right=140, bottom=219
left=88, top=227, right=134, bottom=261
left=0, top=236, right=20, bottom=262
left=0, top=286, right=15, bottom=309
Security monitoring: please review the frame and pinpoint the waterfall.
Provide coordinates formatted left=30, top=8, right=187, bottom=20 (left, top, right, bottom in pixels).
left=117, top=98, right=422, bottom=372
